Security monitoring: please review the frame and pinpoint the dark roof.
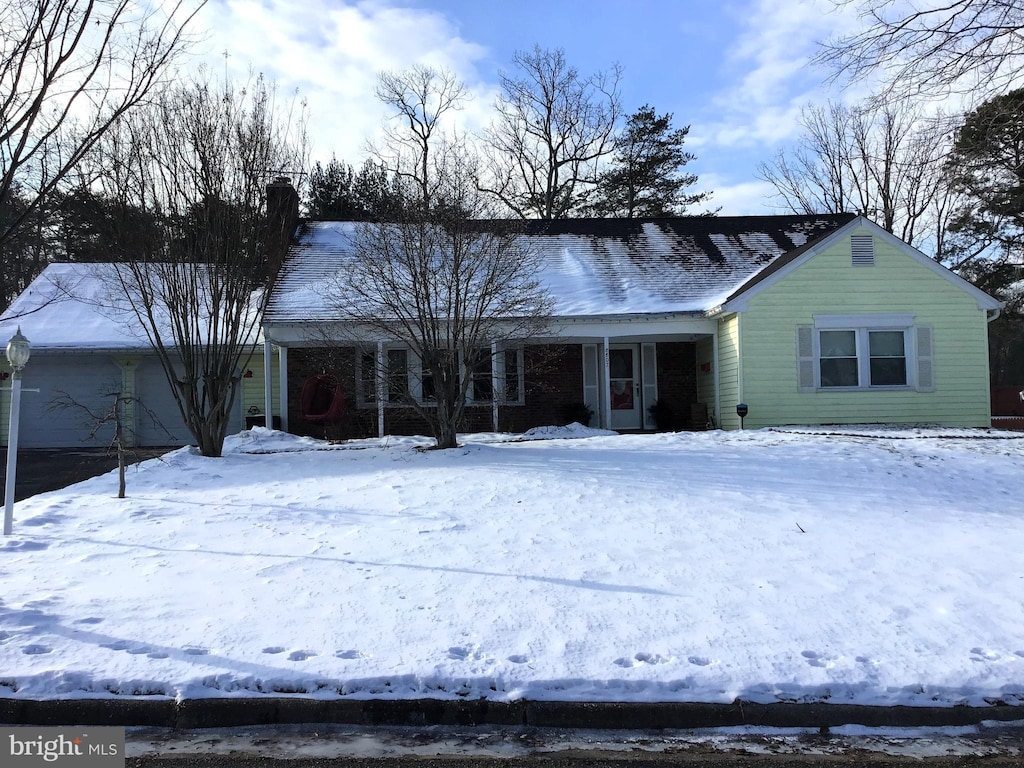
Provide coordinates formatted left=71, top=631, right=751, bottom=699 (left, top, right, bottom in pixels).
left=265, top=214, right=858, bottom=322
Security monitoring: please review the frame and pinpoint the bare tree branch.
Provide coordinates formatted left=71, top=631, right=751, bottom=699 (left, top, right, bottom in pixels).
left=480, top=46, right=622, bottom=219
left=93, top=70, right=307, bottom=457
left=816, top=0, right=1024, bottom=102
left=0, top=0, right=205, bottom=252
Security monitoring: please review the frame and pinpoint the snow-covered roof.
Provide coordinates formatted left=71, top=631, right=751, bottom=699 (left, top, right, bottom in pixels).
left=264, top=214, right=856, bottom=323
left=0, top=263, right=264, bottom=352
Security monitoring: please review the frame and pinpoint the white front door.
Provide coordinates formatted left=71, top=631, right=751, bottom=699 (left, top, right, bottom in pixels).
left=609, top=344, right=642, bottom=430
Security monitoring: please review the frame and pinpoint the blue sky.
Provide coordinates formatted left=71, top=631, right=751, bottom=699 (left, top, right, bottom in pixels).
left=199, top=0, right=871, bottom=214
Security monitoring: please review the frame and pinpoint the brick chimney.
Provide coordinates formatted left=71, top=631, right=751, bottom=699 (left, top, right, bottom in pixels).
left=265, top=176, right=300, bottom=291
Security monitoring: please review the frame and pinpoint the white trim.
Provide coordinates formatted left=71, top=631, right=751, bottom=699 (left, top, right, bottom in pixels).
left=376, top=341, right=385, bottom=438
left=263, top=340, right=273, bottom=426
left=814, top=313, right=915, bottom=329
left=491, top=342, right=500, bottom=430
left=641, top=342, right=658, bottom=430
left=724, top=217, right=1003, bottom=313
left=814, top=326, right=914, bottom=391
left=712, top=327, right=720, bottom=428
left=278, top=345, right=288, bottom=432
left=602, top=338, right=611, bottom=430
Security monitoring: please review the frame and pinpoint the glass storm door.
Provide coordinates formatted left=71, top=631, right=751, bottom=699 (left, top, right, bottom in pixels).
left=609, top=344, right=642, bottom=430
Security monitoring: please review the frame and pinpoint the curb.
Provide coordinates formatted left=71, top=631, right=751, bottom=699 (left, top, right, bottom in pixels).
left=1, top=698, right=1022, bottom=730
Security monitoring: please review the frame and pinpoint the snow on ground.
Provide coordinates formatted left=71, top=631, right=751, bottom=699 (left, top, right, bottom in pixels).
left=1, top=426, right=1024, bottom=706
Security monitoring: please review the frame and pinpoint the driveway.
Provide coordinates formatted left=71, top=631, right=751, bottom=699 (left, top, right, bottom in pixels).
left=0, top=447, right=174, bottom=501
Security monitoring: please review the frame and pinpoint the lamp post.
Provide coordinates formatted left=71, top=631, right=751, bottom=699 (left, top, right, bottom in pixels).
left=4, top=327, right=31, bottom=536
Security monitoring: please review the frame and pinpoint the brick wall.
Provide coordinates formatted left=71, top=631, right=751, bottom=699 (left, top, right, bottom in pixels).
left=503, top=345, right=587, bottom=431
left=654, top=342, right=699, bottom=430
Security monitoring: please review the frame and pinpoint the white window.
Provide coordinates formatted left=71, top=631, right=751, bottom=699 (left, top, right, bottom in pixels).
left=356, top=348, right=410, bottom=405
left=465, top=347, right=525, bottom=405
left=357, top=346, right=526, bottom=407
left=797, top=315, right=933, bottom=393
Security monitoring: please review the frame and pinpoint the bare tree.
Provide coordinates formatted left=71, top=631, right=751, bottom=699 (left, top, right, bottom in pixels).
left=328, top=172, right=552, bottom=450
left=50, top=388, right=172, bottom=498
left=817, top=0, right=1024, bottom=102
left=96, top=71, right=306, bottom=457
left=0, top=0, right=203, bottom=256
left=758, top=99, right=957, bottom=257
left=481, top=46, right=622, bottom=219
left=374, top=65, right=467, bottom=209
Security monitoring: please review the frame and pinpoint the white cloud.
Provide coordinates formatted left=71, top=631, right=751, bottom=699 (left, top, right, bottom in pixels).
left=701, top=175, right=778, bottom=216
left=196, top=0, right=498, bottom=164
left=702, top=0, right=868, bottom=149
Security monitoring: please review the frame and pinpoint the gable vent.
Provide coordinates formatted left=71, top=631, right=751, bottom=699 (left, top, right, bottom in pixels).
left=851, top=235, right=875, bottom=266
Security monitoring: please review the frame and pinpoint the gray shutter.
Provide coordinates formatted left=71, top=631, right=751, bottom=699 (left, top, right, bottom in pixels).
left=916, top=325, right=934, bottom=391
left=641, top=343, right=658, bottom=430
left=796, top=325, right=815, bottom=392
left=582, top=344, right=599, bottom=426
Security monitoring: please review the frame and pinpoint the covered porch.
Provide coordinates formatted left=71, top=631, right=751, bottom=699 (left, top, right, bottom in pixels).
left=262, top=315, right=720, bottom=439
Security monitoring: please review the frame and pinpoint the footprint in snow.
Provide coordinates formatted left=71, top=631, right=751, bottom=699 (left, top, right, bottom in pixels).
left=74, top=617, right=104, bottom=625
left=183, top=647, right=209, bottom=656
left=288, top=650, right=317, bottom=661
left=101, top=641, right=133, bottom=652
left=508, top=654, right=529, bottom=664
left=335, top=649, right=365, bottom=660
left=687, top=655, right=712, bottom=667
left=801, top=650, right=836, bottom=668
left=126, top=646, right=153, bottom=655
left=970, top=647, right=1001, bottom=662
left=613, top=657, right=635, bottom=668
left=147, top=652, right=169, bottom=660
left=262, top=646, right=286, bottom=655
left=448, top=646, right=471, bottom=660
left=22, top=644, right=51, bottom=655
left=634, top=652, right=670, bottom=665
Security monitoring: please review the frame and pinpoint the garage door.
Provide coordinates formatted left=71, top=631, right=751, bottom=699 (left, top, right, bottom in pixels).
left=134, top=357, right=243, bottom=447
left=16, top=356, right=123, bottom=448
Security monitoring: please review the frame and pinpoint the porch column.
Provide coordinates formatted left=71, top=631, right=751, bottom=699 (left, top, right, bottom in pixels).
left=491, top=341, right=499, bottom=432
left=263, top=339, right=274, bottom=428
left=278, top=345, right=289, bottom=433
left=712, top=329, right=721, bottom=429
left=376, top=341, right=385, bottom=439
left=113, top=357, right=138, bottom=447
left=602, top=336, right=611, bottom=430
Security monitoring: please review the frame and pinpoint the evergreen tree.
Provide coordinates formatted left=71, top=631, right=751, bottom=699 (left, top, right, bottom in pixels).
left=588, top=106, right=711, bottom=218
left=306, top=158, right=396, bottom=220
left=946, top=89, right=1024, bottom=384
left=947, top=89, right=1024, bottom=262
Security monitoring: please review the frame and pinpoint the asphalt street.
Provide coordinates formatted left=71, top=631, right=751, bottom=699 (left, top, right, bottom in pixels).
left=123, top=724, right=1024, bottom=766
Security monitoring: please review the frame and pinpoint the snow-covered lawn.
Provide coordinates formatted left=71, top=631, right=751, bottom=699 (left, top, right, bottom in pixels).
left=2, top=425, right=1024, bottom=707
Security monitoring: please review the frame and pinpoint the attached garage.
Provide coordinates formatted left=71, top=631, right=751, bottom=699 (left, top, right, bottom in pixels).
left=0, top=264, right=281, bottom=449
left=13, top=355, right=123, bottom=448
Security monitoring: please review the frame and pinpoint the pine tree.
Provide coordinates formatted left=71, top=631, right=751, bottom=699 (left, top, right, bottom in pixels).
left=589, top=106, right=711, bottom=218
left=306, top=158, right=396, bottom=220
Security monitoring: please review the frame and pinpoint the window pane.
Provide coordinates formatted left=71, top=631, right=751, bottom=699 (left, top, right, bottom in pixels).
left=870, top=357, right=907, bottom=386
left=504, top=350, right=520, bottom=402
left=609, top=348, right=633, bottom=378
left=387, top=349, right=408, bottom=401
left=820, top=330, right=856, bottom=357
left=820, top=357, right=858, bottom=387
left=869, top=331, right=905, bottom=357
left=470, top=349, right=493, bottom=402
left=360, top=352, right=376, bottom=403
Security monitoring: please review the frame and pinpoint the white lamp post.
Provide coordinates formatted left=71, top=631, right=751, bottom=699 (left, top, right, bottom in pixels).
left=4, top=327, right=31, bottom=536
